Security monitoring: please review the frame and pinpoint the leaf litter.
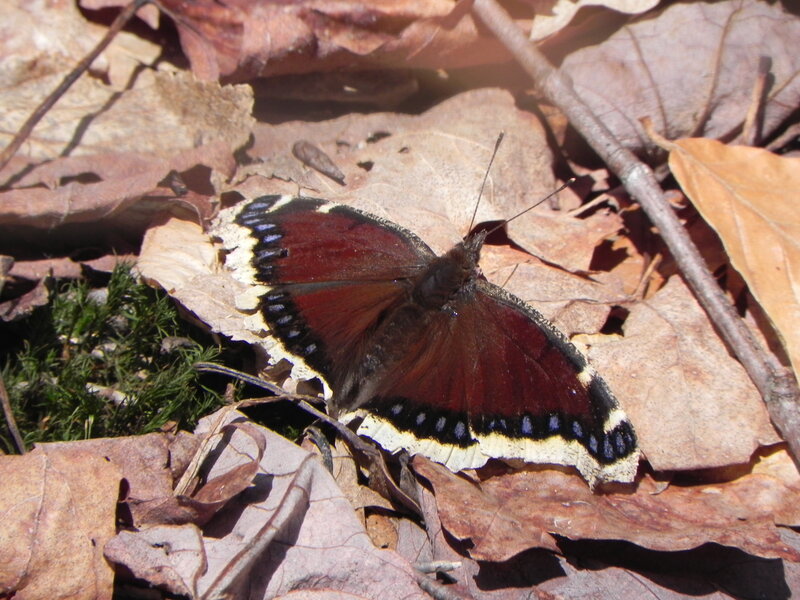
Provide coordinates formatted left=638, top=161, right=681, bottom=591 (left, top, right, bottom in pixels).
left=1, top=0, right=799, bottom=598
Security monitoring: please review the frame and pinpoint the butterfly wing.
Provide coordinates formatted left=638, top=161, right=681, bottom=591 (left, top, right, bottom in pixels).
left=347, top=279, right=639, bottom=486
left=215, top=195, right=436, bottom=389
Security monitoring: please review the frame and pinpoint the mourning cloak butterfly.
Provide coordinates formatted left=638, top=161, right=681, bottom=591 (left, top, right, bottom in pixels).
left=214, top=195, right=639, bottom=486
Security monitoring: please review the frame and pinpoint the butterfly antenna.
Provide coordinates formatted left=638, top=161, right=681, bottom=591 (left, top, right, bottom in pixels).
left=500, top=262, right=520, bottom=288
left=483, top=177, right=577, bottom=238
left=467, top=132, right=505, bottom=233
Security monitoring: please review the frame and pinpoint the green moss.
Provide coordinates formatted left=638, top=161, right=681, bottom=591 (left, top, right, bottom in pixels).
left=1, top=264, right=225, bottom=453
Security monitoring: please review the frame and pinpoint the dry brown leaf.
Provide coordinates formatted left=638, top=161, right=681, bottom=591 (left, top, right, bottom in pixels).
left=0, top=16, right=251, bottom=228
left=602, top=230, right=657, bottom=296
left=412, top=480, right=795, bottom=600
left=246, top=89, right=621, bottom=273
left=0, top=445, right=121, bottom=600
left=138, top=214, right=270, bottom=350
left=104, top=525, right=207, bottom=598
left=414, top=453, right=800, bottom=562
left=0, top=277, right=49, bottom=321
left=0, top=143, right=232, bottom=229
left=0, top=59, right=252, bottom=232
left=560, top=0, right=800, bottom=155
left=586, top=276, right=779, bottom=472
left=0, top=0, right=161, bottom=89
left=0, top=58, right=253, bottom=162
left=43, top=432, right=200, bottom=528
left=666, top=138, right=800, bottom=378
left=365, top=512, right=400, bottom=550
left=414, top=459, right=561, bottom=559
left=177, top=418, right=267, bottom=526
left=105, top=409, right=425, bottom=600
left=750, top=449, right=800, bottom=526
left=8, top=255, right=136, bottom=281
left=151, top=0, right=512, bottom=81
left=394, top=516, right=432, bottom=566
left=528, top=0, right=659, bottom=41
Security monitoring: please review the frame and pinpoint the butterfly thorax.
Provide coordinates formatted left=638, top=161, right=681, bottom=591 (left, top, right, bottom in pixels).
left=336, top=232, right=487, bottom=410
left=412, top=232, right=486, bottom=311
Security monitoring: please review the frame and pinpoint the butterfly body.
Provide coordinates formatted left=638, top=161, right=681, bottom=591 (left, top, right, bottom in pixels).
left=215, top=194, right=640, bottom=486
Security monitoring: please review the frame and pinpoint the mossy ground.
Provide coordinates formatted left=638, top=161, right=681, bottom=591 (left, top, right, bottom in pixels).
left=0, top=265, right=227, bottom=453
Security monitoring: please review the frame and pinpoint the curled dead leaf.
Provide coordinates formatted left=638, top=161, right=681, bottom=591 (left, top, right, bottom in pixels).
left=414, top=451, right=800, bottom=563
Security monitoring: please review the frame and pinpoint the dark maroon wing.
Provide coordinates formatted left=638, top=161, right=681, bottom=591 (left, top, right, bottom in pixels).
left=216, top=195, right=435, bottom=389
left=350, top=279, right=639, bottom=486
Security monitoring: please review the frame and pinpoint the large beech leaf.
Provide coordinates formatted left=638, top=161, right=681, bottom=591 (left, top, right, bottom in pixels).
left=667, top=138, right=800, bottom=378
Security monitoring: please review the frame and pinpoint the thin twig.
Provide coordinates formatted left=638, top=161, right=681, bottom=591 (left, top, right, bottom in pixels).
left=194, top=361, right=286, bottom=395
left=194, top=362, right=422, bottom=514
left=195, top=361, right=384, bottom=454
left=471, top=0, right=799, bottom=462
left=304, top=424, right=334, bottom=473
left=415, top=561, right=462, bottom=574
left=742, top=56, right=771, bottom=147
left=415, top=573, right=469, bottom=600
left=0, top=372, right=25, bottom=453
left=631, top=254, right=662, bottom=301
left=0, top=0, right=152, bottom=175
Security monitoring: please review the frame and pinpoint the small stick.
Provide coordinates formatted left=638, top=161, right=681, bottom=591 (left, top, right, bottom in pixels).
left=0, top=373, right=25, bottom=453
left=304, top=425, right=334, bottom=473
left=415, top=574, right=469, bottom=600
left=415, top=561, right=462, bottom=574
left=0, top=0, right=152, bottom=175
left=195, top=361, right=378, bottom=455
left=565, top=193, right=615, bottom=218
left=742, top=56, right=771, bottom=147
left=631, top=254, right=662, bottom=301
left=194, top=361, right=286, bottom=396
